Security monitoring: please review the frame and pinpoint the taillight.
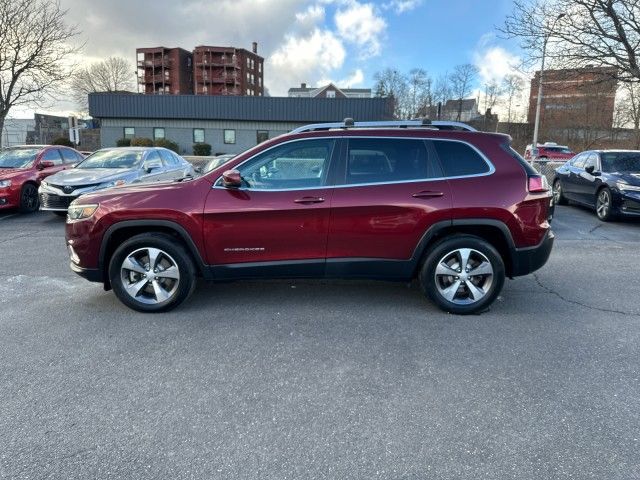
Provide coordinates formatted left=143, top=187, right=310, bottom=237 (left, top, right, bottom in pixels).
left=528, top=175, right=549, bottom=193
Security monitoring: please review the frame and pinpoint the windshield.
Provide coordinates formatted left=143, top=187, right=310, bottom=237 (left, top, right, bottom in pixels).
left=601, top=152, right=640, bottom=173
left=544, top=146, right=573, bottom=154
left=0, top=148, right=40, bottom=168
left=77, top=149, right=144, bottom=169
left=201, top=155, right=236, bottom=174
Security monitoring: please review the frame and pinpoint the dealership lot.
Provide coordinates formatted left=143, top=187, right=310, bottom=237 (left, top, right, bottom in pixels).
left=1, top=206, right=639, bottom=479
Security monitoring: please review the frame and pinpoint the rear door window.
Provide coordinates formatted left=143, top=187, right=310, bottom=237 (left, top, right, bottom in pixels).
left=432, top=140, right=490, bottom=177
left=345, top=138, right=441, bottom=185
left=159, top=149, right=179, bottom=167
left=60, top=148, right=79, bottom=164
left=41, top=149, right=63, bottom=165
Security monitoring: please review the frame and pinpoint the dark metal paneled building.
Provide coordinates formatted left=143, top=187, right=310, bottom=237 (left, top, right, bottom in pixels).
left=89, top=93, right=393, bottom=155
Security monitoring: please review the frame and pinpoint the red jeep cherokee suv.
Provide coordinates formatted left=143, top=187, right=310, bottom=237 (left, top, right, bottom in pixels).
left=65, top=120, right=554, bottom=315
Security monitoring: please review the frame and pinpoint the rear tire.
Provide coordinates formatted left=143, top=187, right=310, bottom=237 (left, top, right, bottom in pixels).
left=19, top=183, right=39, bottom=213
left=109, top=233, right=196, bottom=312
left=419, top=235, right=505, bottom=315
left=553, top=179, right=568, bottom=205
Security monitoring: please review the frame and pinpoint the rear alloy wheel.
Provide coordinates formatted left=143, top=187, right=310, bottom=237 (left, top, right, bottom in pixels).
left=553, top=179, right=567, bottom=205
left=109, top=233, right=196, bottom=312
left=420, top=235, right=505, bottom=315
left=596, top=187, right=614, bottom=222
left=19, top=183, right=39, bottom=213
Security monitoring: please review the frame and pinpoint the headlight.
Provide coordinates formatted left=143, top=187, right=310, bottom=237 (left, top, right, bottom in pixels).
left=40, top=180, right=48, bottom=187
left=616, top=182, right=640, bottom=192
left=0, top=180, right=11, bottom=188
left=67, top=204, right=99, bottom=221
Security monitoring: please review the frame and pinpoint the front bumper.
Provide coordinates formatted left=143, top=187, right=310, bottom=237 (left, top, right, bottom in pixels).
left=510, top=229, right=555, bottom=277
left=69, top=261, right=102, bottom=283
left=617, top=190, right=640, bottom=216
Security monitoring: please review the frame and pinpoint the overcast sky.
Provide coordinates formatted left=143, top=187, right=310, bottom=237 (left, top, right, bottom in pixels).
left=15, top=0, right=526, bottom=117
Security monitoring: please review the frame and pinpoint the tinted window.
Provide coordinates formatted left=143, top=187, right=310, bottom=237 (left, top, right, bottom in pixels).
left=236, top=139, right=334, bottom=190
left=346, top=138, right=440, bottom=185
left=42, top=149, right=63, bottom=165
left=159, top=149, right=178, bottom=166
left=60, top=148, right=79, bottom=164
left=601, top=152, right=640, bottom=172
left=433, top=141, right=490, bottom=177
left=583, top=153, right=598, bottom=170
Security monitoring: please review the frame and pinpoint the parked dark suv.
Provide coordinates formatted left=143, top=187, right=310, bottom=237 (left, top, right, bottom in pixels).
left=65, top=120, right=554, bottom=314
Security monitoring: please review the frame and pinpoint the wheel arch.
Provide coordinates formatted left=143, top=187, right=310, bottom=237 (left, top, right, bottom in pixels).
left=99, top=220, right=209, bottom=289
left=412, top=219, right=516, bottom=278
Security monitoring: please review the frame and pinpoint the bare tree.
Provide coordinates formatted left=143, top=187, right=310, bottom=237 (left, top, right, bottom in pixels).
left=483, top=81, right=502, bottom=113
left=373, top=68, right=408, bottom=118
left=616, top=81, right=640, bottom=148
left=404, top=68, right=432, bottom=118
left=0, top=0, right=79, bottom=147
left=71, top=57, right=135, bottom=110
left=501, top=74, right=525, bottom=124
left=433, top=74, right=452, bottom=110
left=449, top=64, right=478, bottom=121
left=501, top=0, right=640, bottom=83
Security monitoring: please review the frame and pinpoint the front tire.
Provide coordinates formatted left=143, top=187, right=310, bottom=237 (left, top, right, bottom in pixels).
left=596, top=187, right=614, bottom=222
left=19, top=183, right=39, bottom=213
left=109, top=233, right=196, bottom=312
left=419, top=235, right=505, bottom=315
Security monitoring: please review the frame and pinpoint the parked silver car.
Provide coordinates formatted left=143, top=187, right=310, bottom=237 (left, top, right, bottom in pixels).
left=39, top=147, right=195, bottom=213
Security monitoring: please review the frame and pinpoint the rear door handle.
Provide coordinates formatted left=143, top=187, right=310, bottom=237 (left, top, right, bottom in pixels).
left=294, top=196, right=325, bottom=204
left=412, top=191, right=444, bottom=198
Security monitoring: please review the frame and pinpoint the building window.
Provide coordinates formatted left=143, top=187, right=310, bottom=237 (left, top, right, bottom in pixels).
left=193, top=128, right=205, bottom=143
left=153, top=127, right=165, bottom=140
left=246, top=88, right=251, bottom=95
left=326, top=90, right=336, bottom=98
left=258, top=77, right=262, bottom=87
left=257, top=130, right=268, bottom=144
left=124, top=127, right=135, bottom=139
left=224, top=129, right=236, bottom=144
left=258, top=62, right=262, bottom=73
left=247, top=58, right=251, bottom=68
left=246, top=72, right=250, bottom=83
left=251, top=74, right=254, bottom=85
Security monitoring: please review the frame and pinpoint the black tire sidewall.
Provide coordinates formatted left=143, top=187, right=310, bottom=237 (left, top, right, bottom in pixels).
left=109, top=233, right=196, bottom=312
left=553, top=179, right=567, bottom=205
left=19, top=184, right=39, bottom=213
left=420, top=235, right=505, bottom=315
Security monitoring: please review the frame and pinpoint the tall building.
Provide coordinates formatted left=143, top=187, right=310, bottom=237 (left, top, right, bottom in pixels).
left=193, top=43, right=263, bottom=96
left=527, top=67, right=617, bottom=130
left=288, top=83, right=371, bottom=98
left=136, top=43, right=263, bottom=96
left=136, top=47, right=194, bottom=95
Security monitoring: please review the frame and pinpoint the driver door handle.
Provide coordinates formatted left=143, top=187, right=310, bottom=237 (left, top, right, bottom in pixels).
left=412, top=190, right=444, bottom=198
left=294, top=196, right=325, bottom=204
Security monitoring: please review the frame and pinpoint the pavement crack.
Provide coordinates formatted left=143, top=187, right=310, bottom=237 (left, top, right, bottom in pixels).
left=533, top=273, right=638, bottom=317
left=589, top=223, right=602, bottom=234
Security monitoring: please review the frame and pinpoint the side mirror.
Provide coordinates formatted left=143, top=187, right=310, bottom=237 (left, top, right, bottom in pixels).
left=222, top=169, right=242, bottom=188
left=143, top=159, right=162, bottom=173
left=38, top=160, right=55, bottom=170
left=585, top=165, right=600, bottom=176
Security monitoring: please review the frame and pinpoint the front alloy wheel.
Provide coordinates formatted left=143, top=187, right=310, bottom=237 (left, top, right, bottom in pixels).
left=109, top=233, right=196, bottom=312
left=553, top=180, right=567, bottom=205
left=596, top=188, right=613, bottom=221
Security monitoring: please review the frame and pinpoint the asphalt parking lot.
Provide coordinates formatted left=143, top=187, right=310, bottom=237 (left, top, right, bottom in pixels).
left=1, top=205, right=639, bottom=479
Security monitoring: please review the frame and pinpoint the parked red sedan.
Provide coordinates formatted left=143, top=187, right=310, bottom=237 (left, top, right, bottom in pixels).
left=0, top=145, right=84, bottom=213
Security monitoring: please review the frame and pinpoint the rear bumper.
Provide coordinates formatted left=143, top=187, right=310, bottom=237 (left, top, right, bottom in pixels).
left=69, top=262, right=102, bottom=283
left=510, top=229, right=554, bottom=277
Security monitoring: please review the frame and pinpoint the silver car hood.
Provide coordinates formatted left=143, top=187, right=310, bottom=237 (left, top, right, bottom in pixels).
left=46, top=167, right=138, bottom=185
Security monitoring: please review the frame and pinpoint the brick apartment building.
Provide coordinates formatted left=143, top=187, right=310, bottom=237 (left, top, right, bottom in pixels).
left=136, top=43, right=263, bottom=97
left=136, top=47, right=193, bottom=95
left=527, top=66, right=617, bottom=131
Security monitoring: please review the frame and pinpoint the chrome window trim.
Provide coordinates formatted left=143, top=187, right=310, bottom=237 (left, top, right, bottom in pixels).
left=212, top=136, right=495, bottom=192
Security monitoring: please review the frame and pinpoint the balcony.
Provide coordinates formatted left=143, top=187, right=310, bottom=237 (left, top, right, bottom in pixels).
left=137, top=58, right=173, bottom=68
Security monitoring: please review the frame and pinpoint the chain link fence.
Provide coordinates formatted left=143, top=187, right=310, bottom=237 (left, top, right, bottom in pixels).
left=529, top=160, right=565, bottom=185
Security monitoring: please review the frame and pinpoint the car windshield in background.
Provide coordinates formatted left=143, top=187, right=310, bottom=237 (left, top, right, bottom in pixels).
left=78, top=150, right=144, bottom=169
left=202, top=155, right=236, bottom=174
left=601, top=152, right=640, bottom=173
left=0, top=148, right=40, bottom=168
left=545, top=147, right=573, bottom=154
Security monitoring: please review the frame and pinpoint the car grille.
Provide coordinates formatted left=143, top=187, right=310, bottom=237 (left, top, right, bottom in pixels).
left=47, top=183, right=101, bottom=195
left=39, top=192, right=77, bottom=210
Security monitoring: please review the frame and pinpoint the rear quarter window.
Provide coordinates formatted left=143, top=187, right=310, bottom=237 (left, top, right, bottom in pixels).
left=433, top=140, right=490, bottom=177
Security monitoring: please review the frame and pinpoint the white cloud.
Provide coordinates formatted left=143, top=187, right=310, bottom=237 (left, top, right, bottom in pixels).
left=335, top=2, right=386, bottom=58
left=474, top=46, right=523, bottom=84
left=267, top=28, right=346, bottom=96
left=295, top=4, right=325, bottom=30
left=317, top=68, right=364, bottom=88
left=383, top=0, right=423, bottom=13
